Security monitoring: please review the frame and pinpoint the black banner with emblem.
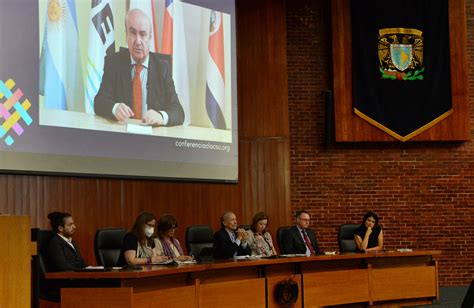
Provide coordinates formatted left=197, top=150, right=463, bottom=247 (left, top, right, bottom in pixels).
left=351, top=0, right=452, bottom=141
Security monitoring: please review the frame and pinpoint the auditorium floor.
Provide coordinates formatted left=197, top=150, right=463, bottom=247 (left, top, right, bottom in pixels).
left=410, top=286, right=469, bottom=308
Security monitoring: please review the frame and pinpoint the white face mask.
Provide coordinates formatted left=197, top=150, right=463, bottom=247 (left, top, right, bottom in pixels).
left=144, top=227, right=154, bottom=238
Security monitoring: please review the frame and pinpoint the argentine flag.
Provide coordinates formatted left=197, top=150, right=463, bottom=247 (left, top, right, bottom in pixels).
left=84, top=0, right=115, bottom=113
left=40, top=0, right=84, bottom=112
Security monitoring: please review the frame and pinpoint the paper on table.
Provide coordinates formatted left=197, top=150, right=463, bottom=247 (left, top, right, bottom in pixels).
left=85, top=266, right=104, bottom=269
left=397, top=248, right=413, bottom=252
left=176, top=260, right=198, bottom=264
left=151, top=260, right=174, bottom=265
left=126, top=123, right=153, bottom=135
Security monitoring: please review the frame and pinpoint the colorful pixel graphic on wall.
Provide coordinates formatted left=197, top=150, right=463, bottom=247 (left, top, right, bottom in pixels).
left=0, top=79, right=33, bottom=146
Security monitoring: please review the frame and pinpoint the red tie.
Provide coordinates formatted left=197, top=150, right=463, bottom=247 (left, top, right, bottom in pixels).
left=302, top=230, right=315, bottom=255
left=133, top=64, right=144, bottom=119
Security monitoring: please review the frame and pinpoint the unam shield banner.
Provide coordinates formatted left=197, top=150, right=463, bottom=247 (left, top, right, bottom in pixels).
left=351, top=0, right=452, bottom=141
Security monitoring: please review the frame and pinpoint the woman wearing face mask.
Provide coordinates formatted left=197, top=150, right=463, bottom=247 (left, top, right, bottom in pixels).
left=153, top=214, right=193, bottom=261
left=354, top=211, right=384, bottom=253
left=246, top=212, right=277, bottom=256
left=118, top=212, right=169, bottom=266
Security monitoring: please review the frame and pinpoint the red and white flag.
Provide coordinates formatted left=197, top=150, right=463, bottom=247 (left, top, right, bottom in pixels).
left=206, top=11, right=226, bottom=129
left=161, top=0, right=173, bottom=55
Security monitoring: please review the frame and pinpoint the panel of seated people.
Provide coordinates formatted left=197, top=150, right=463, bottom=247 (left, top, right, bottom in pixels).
left=39, top=209, right=440, bottom=308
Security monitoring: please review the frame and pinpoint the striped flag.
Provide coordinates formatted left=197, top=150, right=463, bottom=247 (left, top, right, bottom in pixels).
left=39, top=0, right=84, bottom=111
left=161, top=0, right=173, bottom=55
left=129, top=0, right=159, bottom=52
left=162, top=0, right=191, bottom=125
left=84, top=0, right=115, bottom=113
left=206, top=11, right=226, bottom=129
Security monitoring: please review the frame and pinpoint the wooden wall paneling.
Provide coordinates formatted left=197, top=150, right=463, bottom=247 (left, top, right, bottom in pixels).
left=332, top=0, right=470, bottom=141
left=261, top=139, right=291, bottom=233
left=239, top=140, right=258, bottom=224
left=446, top=0, right=470, bottom=139
left=94, top=178, right=123, bottom=229
left=237, top=0, right=289, bottom=138
left=236, top=0, right=291, bottom=230
left=200, top=182, right=243, bottom=231
left=0, top=175, right=7, bottom=214
left=239, top=139, right=291, bottom=241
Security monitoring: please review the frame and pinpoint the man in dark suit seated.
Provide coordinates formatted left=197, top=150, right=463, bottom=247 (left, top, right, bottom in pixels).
left=46, top=211, right=87, bottom=271
left=214, top=211, right=251, bottom=259
left=43, top=212, right=116, bottom=302
left=94, top=8, right=184, bottom=126
left=282, top=210, right=322, bottom=256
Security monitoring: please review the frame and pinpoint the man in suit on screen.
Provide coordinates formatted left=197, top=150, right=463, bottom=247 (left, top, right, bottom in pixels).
left=94, top=9, right=184, bottom=126
left=214, top=211, right=251, bottom=259
left=282, top=210, right=322, bottom=255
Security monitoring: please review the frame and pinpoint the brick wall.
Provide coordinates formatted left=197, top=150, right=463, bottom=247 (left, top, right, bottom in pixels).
left=287, top=0, right=474, bottom=286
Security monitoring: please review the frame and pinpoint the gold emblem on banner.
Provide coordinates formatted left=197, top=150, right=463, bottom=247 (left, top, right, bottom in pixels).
left=378, top=28, right=424, bottom=81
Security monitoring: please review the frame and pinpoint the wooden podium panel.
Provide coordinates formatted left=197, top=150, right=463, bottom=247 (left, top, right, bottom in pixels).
left=371, top=266, right=437, bottom=302
left=198, top=278, right=266, bottom=308
left=303, top=269, right=369, bottom=307
left=61, top=288, right=133, bottom=308
left=133, top=285, right=196, bottom=307
left=0, top=216, right=31, bottom=308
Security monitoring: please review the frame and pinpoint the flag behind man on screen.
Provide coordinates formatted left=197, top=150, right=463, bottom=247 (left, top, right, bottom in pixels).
left=84, top=0, right=115, bottom=114
left=39, top=0, right=85, bottom=111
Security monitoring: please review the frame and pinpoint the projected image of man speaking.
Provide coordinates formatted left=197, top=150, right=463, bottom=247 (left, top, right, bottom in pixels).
left=94, top=9, right=184, bottom=127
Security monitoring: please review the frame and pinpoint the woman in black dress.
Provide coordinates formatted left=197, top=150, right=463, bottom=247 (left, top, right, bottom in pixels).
left=354, top=211, right=384, bottom=252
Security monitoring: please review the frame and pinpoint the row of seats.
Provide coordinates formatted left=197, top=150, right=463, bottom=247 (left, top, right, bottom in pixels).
left=93, top=224, right=361, bottom=266
left=36, top=224, right=361, bottom=270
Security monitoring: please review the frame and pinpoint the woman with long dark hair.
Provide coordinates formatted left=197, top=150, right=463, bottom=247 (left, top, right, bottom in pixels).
left=119, top=212, right=169, bottom=265
left=354, top=211, right=384, bottom=252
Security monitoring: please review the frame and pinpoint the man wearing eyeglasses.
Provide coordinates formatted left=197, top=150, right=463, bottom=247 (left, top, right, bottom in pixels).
left=282, top=210, right=322, bottom=256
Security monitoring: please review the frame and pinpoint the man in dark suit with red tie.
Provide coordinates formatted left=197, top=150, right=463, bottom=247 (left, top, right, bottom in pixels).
left=46, top=211, right=87, bottom=272
left=94, top=9, right=184, bottom=126
left=282, top=210, right=322, bottom=255
left=213, top=211, right=251, bottom=259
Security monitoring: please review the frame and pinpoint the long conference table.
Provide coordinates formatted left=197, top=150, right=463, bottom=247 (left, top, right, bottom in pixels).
left=45, top=250, right=440, bottom=308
